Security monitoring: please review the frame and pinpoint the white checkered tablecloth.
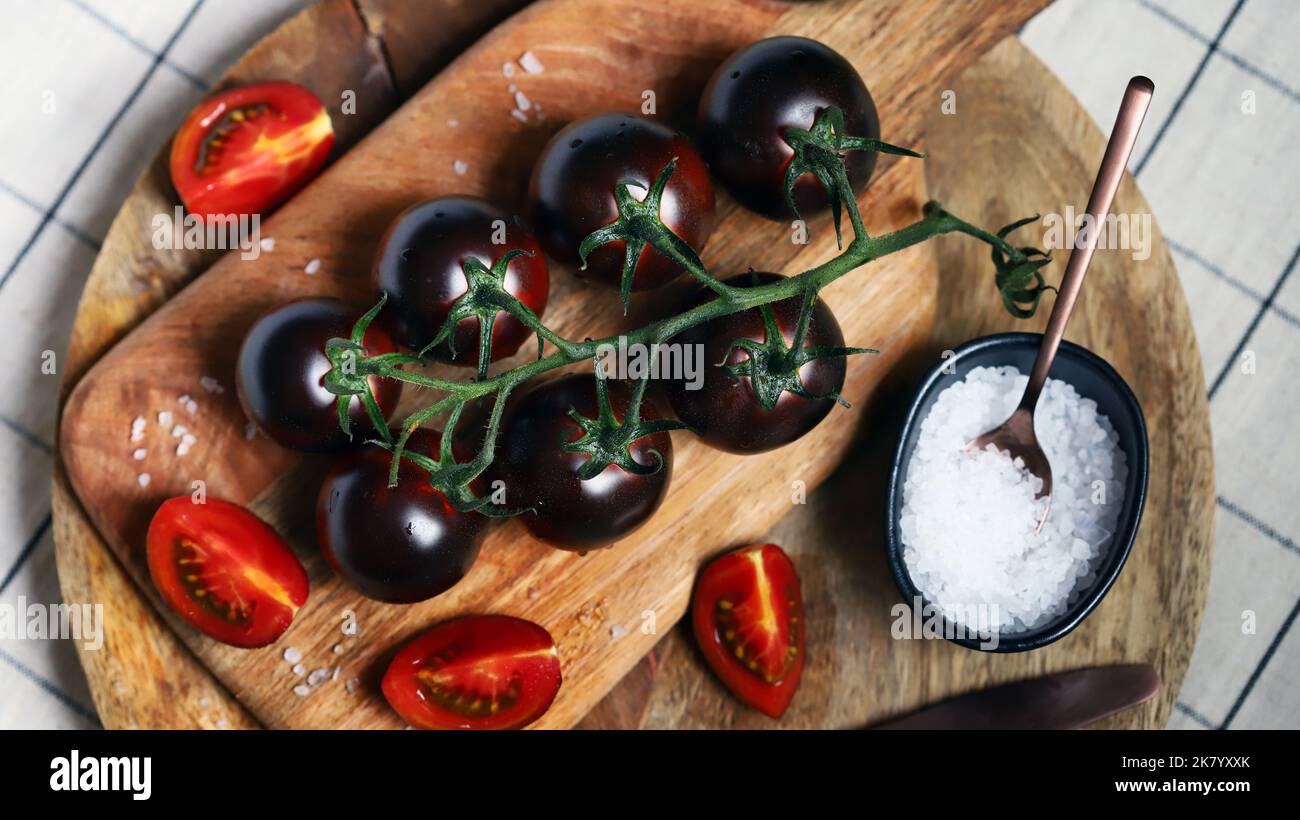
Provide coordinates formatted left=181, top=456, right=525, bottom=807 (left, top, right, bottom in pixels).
left=0, top=0, right=1295, bottom=730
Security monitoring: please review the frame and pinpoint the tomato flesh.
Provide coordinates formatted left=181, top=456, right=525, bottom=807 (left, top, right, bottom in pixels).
left=146, top=497, right=308, bottom=648
left=692, top=544, right=804, bottom=718
left=383, top=615, right=562, bottom=730
left=170, top=82, right=333, bottom=220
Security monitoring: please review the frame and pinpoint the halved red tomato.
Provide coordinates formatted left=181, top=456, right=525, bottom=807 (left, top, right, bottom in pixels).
left=692, top=544, right=804, bottom=718
left=382, top=615, right=562, bottom=730
left=146, top=497, right=309, bottom=648
left=169, top=81, right=334, bottom=220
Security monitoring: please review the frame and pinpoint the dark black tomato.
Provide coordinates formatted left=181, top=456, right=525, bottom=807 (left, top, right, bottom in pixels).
left=663, top=272, right=847, bottom=453
left=316, top=430, right=487, bottom=603
left=528, top=113, right=715, bottom=291
left=236, top=297, right=402, bottom=452
left=696, top=36, right=881, bottom=220
left=372, top=196, right=549, bottom=361
left=495, top=373, right=674, bottom=551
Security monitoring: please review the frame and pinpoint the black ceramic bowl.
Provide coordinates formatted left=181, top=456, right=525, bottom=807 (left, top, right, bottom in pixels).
left=884, top=332, right=1149, bottom=652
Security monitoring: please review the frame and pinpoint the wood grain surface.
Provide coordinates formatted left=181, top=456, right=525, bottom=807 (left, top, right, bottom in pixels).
left=59, top=0, right=1187, bottom=731
left=52, top=0, right=529, bottom=730
left=594, top=38, right=1216, bottom=729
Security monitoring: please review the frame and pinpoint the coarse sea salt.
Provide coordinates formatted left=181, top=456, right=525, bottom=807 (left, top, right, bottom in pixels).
left=900, top=365, right=1126, bottom=633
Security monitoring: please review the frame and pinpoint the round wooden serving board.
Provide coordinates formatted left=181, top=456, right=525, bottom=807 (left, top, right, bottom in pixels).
left=54, top=0, right=1212, bottom=729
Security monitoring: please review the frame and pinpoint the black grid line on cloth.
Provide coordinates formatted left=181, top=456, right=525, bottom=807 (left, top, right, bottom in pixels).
left=64, top=0, right=209, bottom=91
left=1133, top=0, right=1248, bottom=176
left=1168, top=239, right=1300, bottom=330
left=0, top=512, right=52, bottom=597
left=0, top=647, right=100, bottom=726
left=0, top=2, right=207, bottom=724
left=1208, top=240, right=1300, bottom=398
left=1222, top=593, right=1300, bottom=728
left=0, top=177, right=102, bottom=252
left=1218, top=496, right=1300, bottom=559
left=0, top=0, right=205, bottom=292
left=0, top=414, right=53, bottom=455
left=1136, top=0, right=1300, bottom=105
left=1175, top=701, right=1217, bottom=729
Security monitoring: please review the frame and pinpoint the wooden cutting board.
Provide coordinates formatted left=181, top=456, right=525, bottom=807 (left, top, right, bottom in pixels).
left=590, top=38, right=1216, bottom=730
left=53, top=0, right=1206, bottom=732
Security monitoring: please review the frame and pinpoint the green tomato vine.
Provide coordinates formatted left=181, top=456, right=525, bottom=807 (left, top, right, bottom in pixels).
left=322, top=105, right=1053, bottom=515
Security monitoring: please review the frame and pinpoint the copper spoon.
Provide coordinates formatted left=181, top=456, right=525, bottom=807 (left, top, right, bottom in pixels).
left=967, top=76, right=1154, bottom=531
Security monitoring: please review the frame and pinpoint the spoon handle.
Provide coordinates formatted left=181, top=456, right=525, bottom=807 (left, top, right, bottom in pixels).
left=1019, top=76, right=1154, bottom=411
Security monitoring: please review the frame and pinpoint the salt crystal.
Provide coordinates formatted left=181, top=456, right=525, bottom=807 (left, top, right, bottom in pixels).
left=293, top=684, right=311, bottom=697
left=447, top=118, right=459, bottom=127
left=514, top=90, right=531, bottom=111
left=345, top=678, right=360, bottom=693
left=137, top=473, right=150, bottom=488
left=307, top=668, right=330, bottom=687
left=131, top=416, right=146, bottom=431
left=198, top=697, right=210, bottom=708
left=502, top=61, right=516, bottom=77
left=171, top=425, right=187, bottom=438
left=130, top=430, right=144, bottom=442
left=331, top=666, right=340, bottom=682
left=899, top=365, right=1126, bottom=634
left=199, top=376, right=224, bottom=394
left=333, top=643, right=345, bottom=655
left=452, top=159, right=469, bottom=175
left=260, top=237, right=275, bottom=252
left=293, top=663, right=306, bottom=677
left=132, top=448, right=147, bottom=460
left=157, top=410, right=172, bottom=426
left=283, top=646, right=303, bottom=664
left=519, top=51, right=544, bottom=74
left=510, top=109, right=528, bottom=123
left=185, top=399, right=198, bottom=414
left=609, top=624, right=629, bottom=641
left=304, top=258, right=321, bottom=275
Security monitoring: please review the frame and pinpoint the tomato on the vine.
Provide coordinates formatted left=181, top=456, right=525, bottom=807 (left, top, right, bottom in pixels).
left=170, top=82, right=333, bottom=220
left=372, top=196, right=549, bottom=361
left=316, top=430, right=487, bottom=604
left=237, top=298, right=402, bottom=452
left=697, top=36, right=880, bottom=220
left=663, top=272, right=850, bottom=453
left=496, top=373, right=674, bottom=551
left=692, top=544, right=804, bottom=718
left=528, top=113, right=715, bottom=291
left=382, top=615, right=562, bottom=730
left=146, top=497, right=309, bottom=648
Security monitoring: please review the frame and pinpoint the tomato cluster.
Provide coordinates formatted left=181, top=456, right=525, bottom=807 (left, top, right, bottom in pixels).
left=150, top=35, right=879, bottom=726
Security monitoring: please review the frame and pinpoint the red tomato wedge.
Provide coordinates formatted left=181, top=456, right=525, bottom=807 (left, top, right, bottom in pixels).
left=383, top=615, right=562, bottom=730
left=692, top=544, right=805, bottom=718
left=146, top=497, right=309, bottom=648
left=169, top=82, right=333, bottom=220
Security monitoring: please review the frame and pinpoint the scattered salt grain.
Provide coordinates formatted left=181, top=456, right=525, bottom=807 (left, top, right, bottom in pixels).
left=609, top=624, right=629, bottom=641
left=507, top=83, right=517, bottom=93
left=447, top=118, right=459, bottom=127
left=293, top=663, right=306, bottom=677
left=176, top=434, right=197, bottom=457
left=293, top=684, right=311, bottom=697
left=519, top=51, right=544, bottom=74
left=331, top=666, right=340, bottom=682
left=157, top=410, right=172, bottom=427
left=171, top=425, right=188, bottom=438
left=137, top=473, right=151, bottom=488
left=283, top=646, right=303, bottom=664
left=345, top=678, right=360, bottom=694
left=132, top=448, right=147, bottom=460
left=502, top=61, right=517, bottom=78
left=199, top=376, right=224, bottom=394
left=259, top=237, right=275, bottom=252
left=527, top=587, right=540, bottom=602
left=198, top=697, right=210, bottom=708
left=304, top=258, right=321, bottom=275
left=452, top=159, right=469, bottom=176
left=899, top=366, right=1126, bottom=633
left=307, top=668, right=331, bottom=687
left=514, top=90, right=531, bottom=111
left=510, top=109, right=528, bottom=123
left=332, top=643, right=345, bottom=655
